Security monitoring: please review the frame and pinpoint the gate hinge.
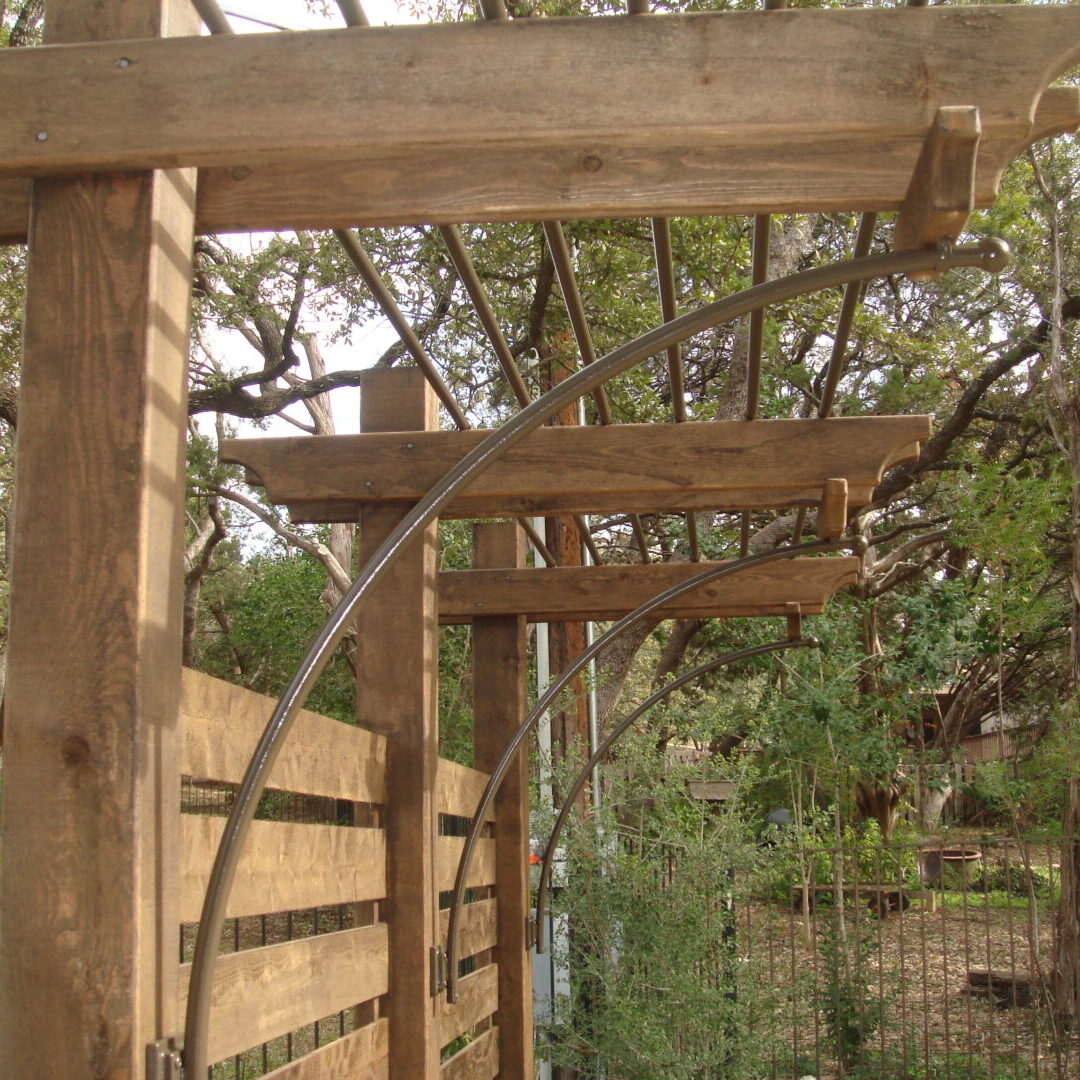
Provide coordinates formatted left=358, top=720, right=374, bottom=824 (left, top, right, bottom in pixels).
left=526, top=914, right=537, bottom=950
left=430, top=945, right=449, bottom=996
left=146, top=1036, right=184, bottom=1080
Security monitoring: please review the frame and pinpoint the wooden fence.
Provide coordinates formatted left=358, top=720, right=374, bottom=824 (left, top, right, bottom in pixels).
left=178, top=668, right=514, bottom=1080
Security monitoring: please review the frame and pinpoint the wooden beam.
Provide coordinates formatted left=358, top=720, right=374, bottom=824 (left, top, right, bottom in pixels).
left=181, top=668, right=386, bottom=803
left=221, top=416, right=930, bottom=522
left=0, top=3, right=199, bottom=1076
left=442, top=1025, right=499, bottom=1080
left=438, top=556, right=861, bottom=625
left=895, top=106, right=981, bottom=278
left=0, top=9, right=1078, bottom=237
left=2, top=82, right=1078, bottom=246
left=180, top=817, right=387, bottom=922
left=439, top=964, right=499, bottom=1047
left=259, top=1019, right=389, bottom=1080
left=178, top=925, right=389, bottom=1065
left=354, top=369, right=442, bottom=1079
left=471, top=523, right=534, bottom=1080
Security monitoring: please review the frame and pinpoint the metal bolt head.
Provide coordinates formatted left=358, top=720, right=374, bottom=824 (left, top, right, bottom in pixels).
left=35, top=130, right=48, bottom=142
left=115, top=57, right=131, bottom=69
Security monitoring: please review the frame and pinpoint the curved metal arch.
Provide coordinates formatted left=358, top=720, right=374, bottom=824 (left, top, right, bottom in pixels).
left=533, top=635, right=820, bottom=951
left=445, top=536, right=855, bottom=998
left=183, top=238, right=1007, bottom=1073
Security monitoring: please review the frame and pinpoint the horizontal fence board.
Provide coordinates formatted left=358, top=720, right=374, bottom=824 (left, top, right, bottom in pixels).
left=179, top=924, right=389, bottom=1064
left=441, top=1025, right=499, bottom=1080
left=439, top=898, right=498, bottom=962
left=440, top=964, right=499, bottom=1047
left=181, top=816, right=386, bottom=922
left=181, top=669, right=386, bottom=803
left=437, top=758, right=495, bottom=823
left=437, top=836, right=497, bottom=893
left=260, top=1019, right=389, bottom=1080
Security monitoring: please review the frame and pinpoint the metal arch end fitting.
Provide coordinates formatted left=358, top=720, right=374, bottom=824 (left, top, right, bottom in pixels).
left=976, top=237, right=1011, bottom=273
left=806, top=635, right=823, bottom=650
left=846, top=535, right=870, bottom=557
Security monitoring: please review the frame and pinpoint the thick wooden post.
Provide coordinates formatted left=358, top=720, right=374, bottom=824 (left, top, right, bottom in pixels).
left=472, top=522, right=534, bottom=1080
left=0, top=7, right=197, bottom=1080
left=356, top=368, right=441, bottom=1078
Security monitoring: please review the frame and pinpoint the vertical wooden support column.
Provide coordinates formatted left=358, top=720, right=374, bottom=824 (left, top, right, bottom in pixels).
left=0, top=8, right=197, bottom=1080
left=472, top=522, right=534, bottom=1080
left=356, top=368, right=441, bottom=1078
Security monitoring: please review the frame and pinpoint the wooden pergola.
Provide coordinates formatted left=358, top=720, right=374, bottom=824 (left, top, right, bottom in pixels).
left=1, top=3, right=1079, bottom=1079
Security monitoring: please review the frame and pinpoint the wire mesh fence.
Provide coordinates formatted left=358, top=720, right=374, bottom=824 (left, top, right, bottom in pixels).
left=551, top=829, right=1079, bottom=1080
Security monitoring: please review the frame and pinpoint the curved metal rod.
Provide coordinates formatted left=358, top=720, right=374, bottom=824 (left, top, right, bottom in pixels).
left=533, top=635, right=819, bottom=951
left=183, top=238, right=1007, bottom=1072
left=445, top=536, right=855, bottom=998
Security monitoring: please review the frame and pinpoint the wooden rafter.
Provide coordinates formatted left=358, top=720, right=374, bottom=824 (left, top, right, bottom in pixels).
left=437, top=556, right=862, bottom=624
left=220, top=415, right=931, bottom=521
left=1, top=9, right=1079, bottom=240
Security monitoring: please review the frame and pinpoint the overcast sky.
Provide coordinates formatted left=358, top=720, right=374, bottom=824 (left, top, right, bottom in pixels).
left=205, top=2, right=428, bottom=438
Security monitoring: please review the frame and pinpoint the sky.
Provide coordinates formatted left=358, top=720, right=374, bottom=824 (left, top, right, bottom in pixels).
left=203, top=1, right=426, bottom=439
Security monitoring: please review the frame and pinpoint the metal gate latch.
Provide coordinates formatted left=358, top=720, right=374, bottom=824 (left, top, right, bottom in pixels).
left=147, top=1036, right=184, bottom=1080
left=430, top=945, right=449, bottom=996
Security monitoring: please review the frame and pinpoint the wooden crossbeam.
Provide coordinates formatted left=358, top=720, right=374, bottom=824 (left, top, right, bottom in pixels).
left=1, top=9, right=1078, bottom=240
left=437, top=557, right=861, bottom=624
left=221, top=416, right=930, bottom=522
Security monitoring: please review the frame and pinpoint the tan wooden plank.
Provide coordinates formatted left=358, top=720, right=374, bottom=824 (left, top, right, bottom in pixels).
left=4, top=10, right=1080, bottom=222
left=471, top=522, right=533, bottom=1080
left=2, top=66, right=1079, bottom=245
left=181, top=668, right=386, bottom=803
left=178, top=925, right=389, bottom=1065
left=895, top=106, right=981, bottom=274
left=437, top=837, right=498, bottom=893
left=180, top=816, right=386, bottom=922
left=439, top=898, right=499, bottom=962
left=355, top=369, right=441, bottom=1078
left=222, top=416, right=931, bottom=523
left=439, top=556, right=860, bottom=625
left=439, top=965, right=499, bottom=1047
left=260, top=1019, right=389, bottom=1080
left=817, top=478, right=849, bottom=541
left=0, top=7, right=199, bottom=1077
left=441, top=1025, right=499, bottom=1080
left=437, top=757, right=496, bottom=823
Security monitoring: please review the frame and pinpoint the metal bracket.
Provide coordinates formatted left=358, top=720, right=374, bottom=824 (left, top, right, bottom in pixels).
left=526, top=913, right=538, bottom=950
left=430, top=945, right=449, bottom=996
left=146, top=1037, right=184, bottom=1080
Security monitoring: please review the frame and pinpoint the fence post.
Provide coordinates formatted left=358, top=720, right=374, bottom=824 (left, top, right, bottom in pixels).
left=356, top=368, right=442, bottom=1078
left=0, top=4, right=198, bottom=1077
left=472, top=521, right=535, bottom=1079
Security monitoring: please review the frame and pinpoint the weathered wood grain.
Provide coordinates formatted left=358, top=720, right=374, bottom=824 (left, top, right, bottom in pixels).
left=260, top=1019, right=389, bottom=1080
left=441, top=1025, right=499, bottom=1080
left=437, top=757, right=496, bottom=823
left=895, top=106, right=981, bottom=271
left=180, top=816, right=386, bottom=922
left=181, top=668, right=386, bottom=803
left=354, top=369, right=442, bottom=1078
left=437, top=836, right=498, bottom=892
left=439, top=556, right=860, bottom=624
left=0, top=7, right=199, bottom=1077
left=471, top=522, right=533, bottom=1080
left=439, top=964, right=499, bottom=1046
left=178, top=925, right=389, bottom=1065
left=222, top=416, right=930, bottom=522
left=2, top=9, right=1079, bottom=233
left=439, top=898, right=499, bottom=962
